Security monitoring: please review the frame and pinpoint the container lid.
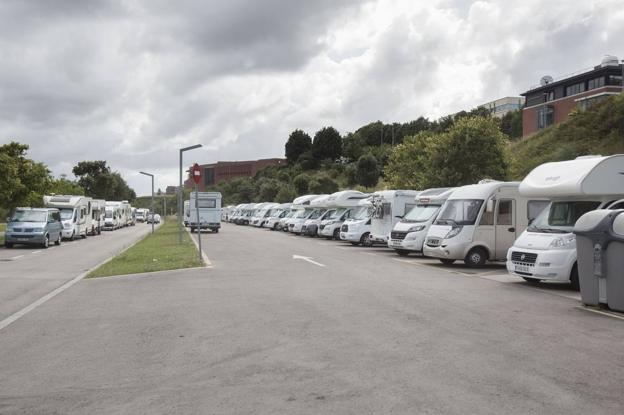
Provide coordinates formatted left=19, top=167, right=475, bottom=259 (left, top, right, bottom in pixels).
left=573, top=209, right=612, bottom=232
left=612, top=211, right=624, bottom=236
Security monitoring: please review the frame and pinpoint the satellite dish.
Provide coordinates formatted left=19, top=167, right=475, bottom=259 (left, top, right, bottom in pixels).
left=601, top=55, right=619, bottom=67
left=540, top=75, right=554, bottom=86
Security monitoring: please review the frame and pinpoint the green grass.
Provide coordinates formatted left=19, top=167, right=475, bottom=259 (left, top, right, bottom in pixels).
left=0, top=223, right=5, bottom=245
left=88, top=217, right=203, bottom=278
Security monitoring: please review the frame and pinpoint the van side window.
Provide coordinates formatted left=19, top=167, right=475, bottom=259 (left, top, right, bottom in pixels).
left=479, top=203, right=494, bottom=225
left=497, top=200, right=513, bottom=225
left=48, top=212, right=54, bottom=222
left=527, top=200, right=550, bottom=220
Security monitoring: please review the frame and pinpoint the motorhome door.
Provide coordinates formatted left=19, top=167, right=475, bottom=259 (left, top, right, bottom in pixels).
left=494, top=199, right=516, bottom=260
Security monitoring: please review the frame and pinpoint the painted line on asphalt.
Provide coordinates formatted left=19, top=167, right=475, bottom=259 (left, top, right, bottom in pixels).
left=576, top=306, right=624, bottom=321
left=9, top=255, right=24, bottom=261
left=292, top=255, right=326, bottom=267
left=31, top=250, right=42, bottom=254
left=185, top=228, right=213, bottom=268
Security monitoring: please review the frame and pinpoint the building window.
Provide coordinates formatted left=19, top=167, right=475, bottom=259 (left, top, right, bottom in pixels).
left=545, top=91, right=555, bottom=101
left=588, top=76, right=605, bottom=90
left=537, top=105, right=554, bottom=129
left=565, top=82, right=585, bottom=96
left=577, top=95, right=609, bottom=111
left=608, top=75, right=622, bottom=86
left=204, top=168, right=215, bottom=186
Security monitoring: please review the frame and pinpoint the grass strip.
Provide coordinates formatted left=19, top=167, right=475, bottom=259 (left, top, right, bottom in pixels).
left=0, top=223, right=5, bottom=245
left=88, top=218, right=203, bottom=278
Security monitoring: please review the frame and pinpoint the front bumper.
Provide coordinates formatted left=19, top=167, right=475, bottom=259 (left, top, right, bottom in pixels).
left=319, top=224, right=338, bottom=237
left=423, top=238, right=466, bottom=259
left=5, top=233, right=46, bottom=244
left=506, top=248, right=575, bottom=282
left=388, top=233, right=425, bottom=252
left=370, top=233, right=388, bottom=244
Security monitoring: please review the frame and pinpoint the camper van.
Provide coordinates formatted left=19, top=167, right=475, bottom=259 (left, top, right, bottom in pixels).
left=285, top=195, right=318, bottom=233
left=43, top=195, right=92, bottom=240
left=340, top=197, right=374, bottom=246
left=251, top=203, right=279, bottom=227
left=301, top=195, right=332, bottom=236
left=136, top=208, right=149, bottom=223
left=183, top=201, right=191, bottom=226
left=388, top=188, right=455, bottom=256
left=318, top=190, right=369, bottom=239
left=265, top=203, right=292, bottom=230
left=289, top=195, right=326, bottom=235
left=369, top=190, right=420, bottom=245
left=188, top=192, right=222, bottom=233
left=507, top=155, right=624, bottom=288
left=104, top=201, right=123, bottom=230
left=90, top=199, right=106, bottom=235
left=423, top=180, right=549, bottom=267
left=121, top=201, right=133, bottom=226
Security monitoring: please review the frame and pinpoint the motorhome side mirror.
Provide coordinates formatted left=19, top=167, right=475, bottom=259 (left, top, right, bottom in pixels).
left=486, top=199, right=495, bottom=213
left=395, top=215, right=403, bottom=219
left=528, top=218, right=534, bottom=225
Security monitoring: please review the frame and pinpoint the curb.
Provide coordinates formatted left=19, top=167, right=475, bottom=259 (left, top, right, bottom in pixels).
left=185, top=226, right=213, bottom=267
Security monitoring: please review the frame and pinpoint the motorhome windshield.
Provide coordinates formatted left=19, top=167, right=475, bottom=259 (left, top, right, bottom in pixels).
left=402, top=204, right=442, bottom=223
left=294, top=208, right=311, bottom=219
left=326, top=208, right=347, bottom=220
left=435, top=199, right=483, bottom=226
left=528, top=201, right=601, bottom=233
left=309, top=209, right=326, bottom=220
left=352, top=206, right=372, bottom=220
left=59, top=208, right=75, bottom=221
left=10, top=210, right=47, bottom=223
left=105, top=210, right=113, bottom=218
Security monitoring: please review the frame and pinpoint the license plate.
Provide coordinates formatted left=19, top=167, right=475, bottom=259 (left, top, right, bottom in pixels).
left=515, top=265, right=531, bottom=274
left=18, top=238, right=29, bottom=242
left=427, top=239, right=440, bottom=246
left=390, top=240, right=402, bottom=247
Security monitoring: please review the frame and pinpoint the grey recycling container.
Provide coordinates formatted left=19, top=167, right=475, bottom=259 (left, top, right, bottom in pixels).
left=573, top=209, right=624, bottom=312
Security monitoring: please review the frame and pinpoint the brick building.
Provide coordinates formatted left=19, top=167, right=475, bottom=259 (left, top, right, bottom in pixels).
left=184, top=158, right=286, bottom=191
left=520, top=55, right=623, bottom=137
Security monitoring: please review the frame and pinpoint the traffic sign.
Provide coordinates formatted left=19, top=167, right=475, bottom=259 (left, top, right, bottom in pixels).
left=192, top=163, right=201, bottom=184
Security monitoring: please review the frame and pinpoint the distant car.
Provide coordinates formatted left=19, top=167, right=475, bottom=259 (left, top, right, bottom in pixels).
left=5, top=208, right=63, bottom=249
left=146, top=213, right=161, bottom=224
left=154, top=214, right=161, bottom=224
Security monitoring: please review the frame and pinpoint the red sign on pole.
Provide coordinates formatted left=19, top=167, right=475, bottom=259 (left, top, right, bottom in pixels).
left=192, top=163, right=201, bottom=184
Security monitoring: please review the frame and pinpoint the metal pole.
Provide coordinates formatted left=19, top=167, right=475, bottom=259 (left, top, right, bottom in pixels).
left=196, top=184, right=202, bottom=263
left=178, top=150, right=183, bottom=243
left=151, top=175, right=154, bottom=234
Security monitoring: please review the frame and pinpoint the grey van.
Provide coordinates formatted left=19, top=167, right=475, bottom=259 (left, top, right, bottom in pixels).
left=5, top=208, right=63, bottom=249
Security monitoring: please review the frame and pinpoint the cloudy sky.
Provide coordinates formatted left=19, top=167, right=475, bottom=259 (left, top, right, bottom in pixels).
left=1, top=0, right=623, bottom=195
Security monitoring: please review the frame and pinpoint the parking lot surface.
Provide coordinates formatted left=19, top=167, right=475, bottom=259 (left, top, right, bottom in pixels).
left=0, top=223, right=622, bottom=414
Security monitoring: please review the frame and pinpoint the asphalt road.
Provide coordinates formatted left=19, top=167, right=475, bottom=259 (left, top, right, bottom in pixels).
left=0, top=223, right=623, bottom=414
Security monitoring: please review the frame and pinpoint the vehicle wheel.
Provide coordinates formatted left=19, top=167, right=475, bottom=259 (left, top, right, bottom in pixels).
left=350, top=242, right=360, bottom=246
left=396, top=249, right=410, bottom=257
left=214, top=228, right=219, bottom=233
left=55, top=233, right=61, bottom=246
left=42, top=235, right=49, bottom=249
left=464, top=247, right=487, bottom=267
left=361, top=232, right=372, bottom=247
left=82, top=232, right=87, bottom=239
left=333, top=228, right=340, bottom=240
left=439, top=259, right=456, bottom=265
left=70, top=231, right=75, bottom=241
left=522, top=277, right=541, bottom=284
left=5, top=242, right=13, bottom=249
left=569, top=264, right=580, bottom=291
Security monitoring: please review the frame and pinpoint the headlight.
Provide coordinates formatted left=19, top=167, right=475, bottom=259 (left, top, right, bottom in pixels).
left=549, top=235, right=575, bottom=249
left=445, top=226, right=462, bottom=239
left=6, top=227, right=13, bottom=233
left=63, top=223, right=71, bottom=229
left=407, top=225, right=426, bottom=233
left=33, top=228, right=44, bottom=233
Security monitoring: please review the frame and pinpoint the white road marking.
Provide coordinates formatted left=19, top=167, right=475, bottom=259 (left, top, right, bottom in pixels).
left=9, top=255, right=24, bottom=261
left=576, top=306, right=624, bottom=321
left=292, top=255, right=326, bottom=267
left=31, top=250, right=42, bottom=254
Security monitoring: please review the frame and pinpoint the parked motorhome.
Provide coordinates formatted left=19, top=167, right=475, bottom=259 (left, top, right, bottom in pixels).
left=121, top=201, right=133, bottom=226
left=285, top=195, right=318, bottom=233
left=302, top=195, right=332, bottom=236
left=369, top=190, right=420, bottom=245
left=318, top=190, right=369, bottom=239
left=251, top=203, right=279, bottom=227
left=507, top=155, right=624, bottom=288
left=289, top=195, right=326, bottom=234
left=43, top=195, right=92, bottom=240
left=423, top=180, right=548, bottom=267
left=265, top=203, right=292, bottom=230
left=340, top=197, right=374, bottom=246
left=277, top=208, right=296, bottom=231
left=188, top=192, right=222, bottom=233
left=136, top=208, right=149, bottom=223
left=388, top=188, right=455, bottom=256
left=90, top=199, right=106, bottom=235
left=104, top=201, right=123, bottom=230
left=184, top=201, right=190, bottom=226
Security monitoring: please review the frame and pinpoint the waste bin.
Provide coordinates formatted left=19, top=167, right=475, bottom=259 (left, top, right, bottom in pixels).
left=573, top=209, right=624, bottom=312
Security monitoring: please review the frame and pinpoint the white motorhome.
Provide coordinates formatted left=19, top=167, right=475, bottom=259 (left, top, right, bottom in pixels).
left=318, top=190, right=369, bottom=239
left=290, top=195, right=328, bottom=235
left=286, top=195, right=319, bottom=233
left=265, top=203, right=292, bottom=230
left=136, top=208, right=149, bottom=223
left=188, top=192, right=222, bottom=233
left=278, top=207, right=297, bottom=231
left=251, top=203, right=279, bottom=227
left=90, top=199, right=106, bottom=235
left=340, top=197, right=374, bottom=246
left=121, top=201, right=133, bottom=226
left=301, top=195, right=332, bottom=236
left=184, top=201, right=191, bottom=226
left=507, top=155, right=624, bottom=288
left=424, top=180, right=549, bottom=267
left=104, top=201, right=124, bottom=230
left=388, top=188, right=456, bottom=256
left=369, top=190, right=420, bottom=245
left=43, top=195, right=92, bottom=240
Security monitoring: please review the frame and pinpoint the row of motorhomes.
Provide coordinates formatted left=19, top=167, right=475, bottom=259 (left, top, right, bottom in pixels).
left=225, top=155, right=624, bottom=289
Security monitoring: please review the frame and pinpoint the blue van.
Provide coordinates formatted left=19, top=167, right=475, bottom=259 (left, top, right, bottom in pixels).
left=5, top=208, right=63, bottom=249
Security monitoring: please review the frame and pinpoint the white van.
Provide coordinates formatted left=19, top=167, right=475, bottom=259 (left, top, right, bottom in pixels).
left=278, top=208, right=297, bottom=231
left=251, top=203, right=279, bottom=227
left=136, top=208, right=149, bottom=223
left=318, top=190, right=369, bottom=239
left=265, top=203, right=291, bottom=230
left=340, top=197, right=374, bottom=246
left=285, top=195, right=318, bottom=233
left=188, top=192, right=222, bottom=233
left=121, top=201, right=133, bottom=226
left=369, top=190, right=420, bottom=245
left=90, top=199, right=106, bottom=235
left=43, top=195, right=92, bottom=240
left=301, top=195, right=332, bottom=236
left=424, top=180, right=549, bottom=267
left=507, top=155, right=624, bottom=288
left=388, top=188, right=455, bottom=256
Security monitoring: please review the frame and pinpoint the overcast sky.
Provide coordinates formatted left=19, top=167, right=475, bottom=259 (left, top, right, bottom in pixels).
left=1, top=0, right=623, bottom=196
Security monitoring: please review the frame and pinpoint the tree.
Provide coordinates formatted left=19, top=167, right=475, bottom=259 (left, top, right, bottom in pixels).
left=312, top=126, right=342, bottom=161
left=500, top=109, right=523, bottom=139
left=356, top=154, right=380, bottom=187
left=428, top=116, right=508, bottom=187
left=292, top=173, right=310, bottom=195
left=72, top=161, right=136, bottom=201
left=275, top=186, right=297, bottom=203
left=384, top=132, right=435, bottom=189
left=257, top=179, right=281, bottom=202
left=48, top=178, right=85, bottom=196
left=308, top=175, right=339, bottom=194
left=298, top=150, right=319, bottom=170
left=285, top=129, right=312, bottom=164
left=342, top=132, right=366, bottom=162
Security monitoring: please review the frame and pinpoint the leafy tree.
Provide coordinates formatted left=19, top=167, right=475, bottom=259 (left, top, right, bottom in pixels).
left=292, top=173, right=310, bottom=195
left=356, top=154, right=380, bottom=187
left=275, top=186, right=297, bottom=203
left=257, top=178, right=281, bottom=202
left=384, top=132, right=436, bottom=189
left=308, top=175, right=339, bottom=194
left=73, top=161, right=136, bottom=201
left=0, top=142, right=51, bottom=212
left=285, top=129, right=312, bottom=164
left=344, top=163, right=358, bottom=186
left=342, top=132, right=366, bottom=162
left=500, top=109, right=523, bottom=139
left=428, top=116, right=508, bottom=186
left=312, top=126, right=342, bottom=161
left=48, top=178, right=85, bottom=196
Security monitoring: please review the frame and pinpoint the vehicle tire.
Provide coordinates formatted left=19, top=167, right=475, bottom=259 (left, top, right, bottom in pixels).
left=214, top=228, right=219, bottom=233
left=333, top=228, right=340, bottom=240
left=5, top=242, right=13, bottom=249
left=70, top=231, right=75, bottom=241
left=361, top=232, right=372, bottom=247
left=97, top=227, right=101, bottom=235
left=55, top=233, right=61, bottom=246
left=439, top=259, right=456, bottom=265
left=464, top=247, right=487, bottom=267
left=350, top=242, right=360, bottom=246
left=570, top=264, right=580, bottom=291
left=396, top=249, right=410, bottom=257
left=42, top=235, right=49, bottom=249
left=522, top=277, right=541, bottom=284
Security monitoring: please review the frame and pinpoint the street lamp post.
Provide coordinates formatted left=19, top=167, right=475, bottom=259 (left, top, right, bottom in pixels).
left=140, top=171, right=155, bottom=234
left=178, top=144, right=202, bottom=243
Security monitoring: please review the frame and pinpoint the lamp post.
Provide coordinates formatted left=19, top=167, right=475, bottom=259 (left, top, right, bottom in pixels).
left=139, top=171, right=155, bottom=234
left=178, top=144, right=202, bottom=243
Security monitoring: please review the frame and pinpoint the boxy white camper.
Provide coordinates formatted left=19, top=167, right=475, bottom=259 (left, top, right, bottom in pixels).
left=265, top=203, right=292, bottom=230
left=301, top=195, right=332, bottom=236
left=286, top=195, right=318, bottom=233
left=318, top=190, right=369, bottom=239
left=43, top=195, right=92, bottom=240
left=188, top=192, right=222, bottom=233
left=388, top=188, right=455, bottom=256
left=340, top=197, right=374, bottom=246
left=423, top=180, right=549, bottom=267
left=90, top=199, right=105, bottom=235
left=369, top=190, right=420, bottom=245
left=507, top=155, right=624, bottom=288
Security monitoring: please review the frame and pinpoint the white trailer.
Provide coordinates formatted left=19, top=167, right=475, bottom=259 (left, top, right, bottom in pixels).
left=136, top=208, right=149, bottom=223
left=189, top=192, right=222, bottom=233
left=340, top=197, right=374, bottom=246
left=318, top=190, right=369, bottom=240
left=183, top=201, right=191, bottom=226
left=43, top=195, right=92, bottom=240
left=424, top=180, right=549, bottom=267
left=104, top=201, right=124, bottom=230
left=388, top=188, right=456, bottom=256
left=369, top=190, right=420, bottom=245
left=507, top=155, right=624, bottom=288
